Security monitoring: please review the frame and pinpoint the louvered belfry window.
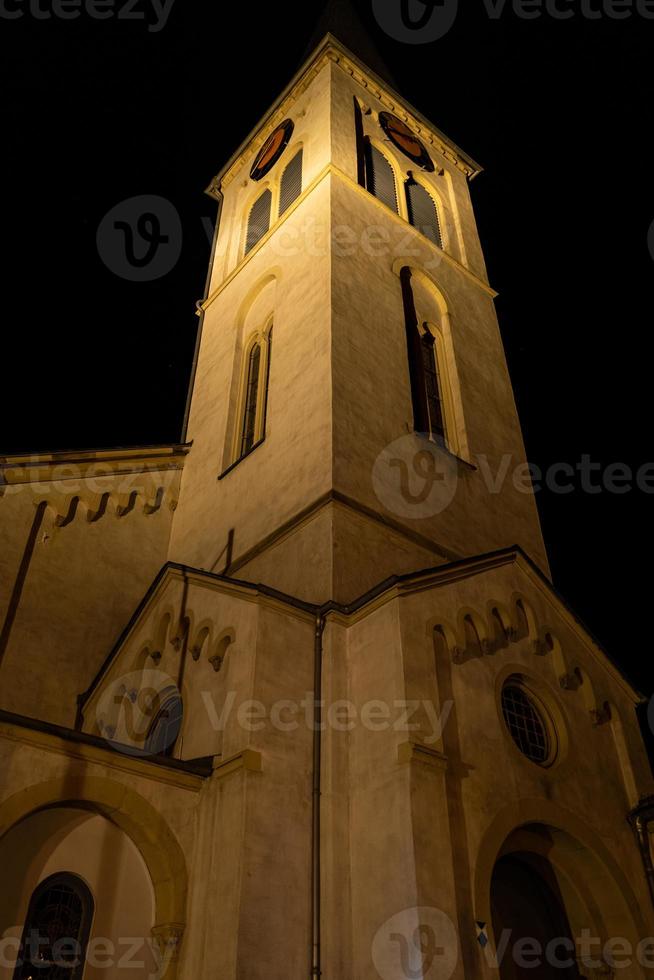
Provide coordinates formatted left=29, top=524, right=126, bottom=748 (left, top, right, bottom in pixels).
left=406, top=178, right=443, bottom=248
left=364, top=140, right=398, bottom=214
left=245, top=190, right=272, bottom=254
left=279, top=149, right=303, bottom=218
left=241, top=343, right=262, bottom=457
left=420, top=330, right=446, bottom=443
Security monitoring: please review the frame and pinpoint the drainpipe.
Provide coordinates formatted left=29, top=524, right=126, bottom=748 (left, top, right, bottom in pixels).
left=311, top=612, right=326, bottom=978
left=629, top=796, right=654, bottom=911
left=176, top=570, right=191, bottom=695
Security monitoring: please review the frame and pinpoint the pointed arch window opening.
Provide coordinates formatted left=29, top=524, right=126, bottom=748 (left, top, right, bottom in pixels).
left=241, top=342, right=262, bottom=458
left=262, top=327, right=273, bottom=435
left=245, top=189, right=272, bottom=255
left=278, top=149, right=303, bottom=218
left=406, top=176, right=443, bottom=249
left=14, top=874, right=94, bottom=980
left=235, top=327, right=273, bottom=466
left=363, top=139, right=399, bottom=214
left=420, top=326, right=448, bottom=446
left=400, top=268, right=458, bottom=451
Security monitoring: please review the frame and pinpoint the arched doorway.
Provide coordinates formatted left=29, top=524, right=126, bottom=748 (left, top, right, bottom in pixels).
left=475, top=803, right=650, bottom=980
left=0, top=807, right=157, bottom=980
left=491, top=852, right=580, bottom=980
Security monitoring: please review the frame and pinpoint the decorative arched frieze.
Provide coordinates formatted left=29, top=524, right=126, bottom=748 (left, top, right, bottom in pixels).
left=429, top=620, right=464, bottom=665
left=190, top=624, right=212, bottom=663
left=209, top=628, right=236, bottom=674
left=457, top=608, right=492, bottom=658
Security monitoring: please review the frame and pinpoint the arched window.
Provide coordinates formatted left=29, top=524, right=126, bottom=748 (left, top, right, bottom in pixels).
left=144, top=688, right=183, bottom=758
left=419, top=328, right=447, bottom=443
left=363, top=139, right=398, bottom=214
left=240, top=342, right=262, bottom=457
left=15, top=873, right=94, bottom=980
left=245, top=189, right=272, bottom=255
left=262, top=326, right=273, bottom=434
left=405, top=177, right=443, bottom=248
left=278, top=149, right=303, bottom=218
left=400, top=267, right=450, bottom=446
left=236, top=328, right=273, bottom=462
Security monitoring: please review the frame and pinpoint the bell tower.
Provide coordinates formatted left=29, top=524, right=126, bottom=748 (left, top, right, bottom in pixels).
left=169, top=29, right=548, bottom=603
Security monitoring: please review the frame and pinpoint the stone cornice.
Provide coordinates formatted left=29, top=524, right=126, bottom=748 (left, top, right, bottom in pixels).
left=212, top=748, right=263, bottom=781
left=329, top=166, right=496, bottom=296
left=0, top=710, right=211, bottom=790
left=80, top=547, right=643, bottom=722
left=206, top=51, right=332, bottom=197
left=0, top=444, right=190, bottom=487
left=201, top=164, right=495, bottom=313
left=206, top=36, right=482, bottom=200
left=326, top=45, right=482, bottom=179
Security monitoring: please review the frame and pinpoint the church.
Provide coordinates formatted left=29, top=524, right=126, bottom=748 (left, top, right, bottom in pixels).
left=1, top=10, right=654, bottom=980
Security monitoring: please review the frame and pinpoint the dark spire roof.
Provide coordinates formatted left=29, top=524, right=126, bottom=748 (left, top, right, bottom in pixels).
left=302, top=0, right=397, bottom=88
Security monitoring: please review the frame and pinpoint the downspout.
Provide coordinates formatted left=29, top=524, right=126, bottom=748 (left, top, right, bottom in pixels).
left=311, top=612, right=326, bottom=978
left=176, top=570, right=191, bottom=696
left=629, top=797, right=654, bottom=911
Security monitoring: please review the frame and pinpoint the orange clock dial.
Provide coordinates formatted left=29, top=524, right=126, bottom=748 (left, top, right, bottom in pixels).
left=250, top=119, right=295, bottom=181
left=379, top=112, right=434, bottom=172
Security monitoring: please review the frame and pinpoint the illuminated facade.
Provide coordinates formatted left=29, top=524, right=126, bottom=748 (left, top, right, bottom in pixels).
left=1, top=27, right=653, bottom=980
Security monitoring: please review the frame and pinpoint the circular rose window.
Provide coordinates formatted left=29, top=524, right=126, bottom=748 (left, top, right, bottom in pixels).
left=501, top=679, right=556, bottom=766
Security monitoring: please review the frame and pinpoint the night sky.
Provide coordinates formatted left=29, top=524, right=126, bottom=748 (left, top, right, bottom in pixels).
left=2, top=2, right=653, bottom=712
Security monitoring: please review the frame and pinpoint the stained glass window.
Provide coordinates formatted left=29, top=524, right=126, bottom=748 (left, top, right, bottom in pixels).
left=14, top=875, right=93, bottom=980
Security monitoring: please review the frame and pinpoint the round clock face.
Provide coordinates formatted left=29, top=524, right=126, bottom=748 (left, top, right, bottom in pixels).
left=379, top=112, right=434, bottom=172
left=250, top=119, right=295, bottom=181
